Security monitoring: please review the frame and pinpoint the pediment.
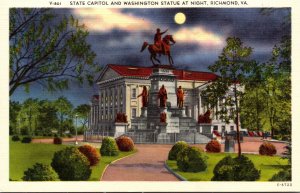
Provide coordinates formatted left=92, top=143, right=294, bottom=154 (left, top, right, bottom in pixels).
left=97, top=68, right=120, bottom=82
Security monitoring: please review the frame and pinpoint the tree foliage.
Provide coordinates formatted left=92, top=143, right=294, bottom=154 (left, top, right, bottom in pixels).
left=54, top=96, right=73, bottom=136
left=240, top=36, right=291, bottom=139
left=9, top=8, right=101, bottom=95
left=10, top=97, right=76, bottom=136
left=202, top=37, right=254, bottom=157
left=74, top=104, right=91, bottom=130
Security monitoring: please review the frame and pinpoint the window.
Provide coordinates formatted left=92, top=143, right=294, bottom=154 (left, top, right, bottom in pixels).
left=131, top=108, right=137, bottom=118
left=230, top=126, right=234, bottom=131
left=131, top=88, right=137, bottom=98
left=213, top=126, right=218, bottom=131
left=221, top=126, right=226, bottom=132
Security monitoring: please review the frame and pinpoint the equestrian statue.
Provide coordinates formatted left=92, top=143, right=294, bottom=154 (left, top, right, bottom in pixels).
left=140, top=28, right=176, bottom=66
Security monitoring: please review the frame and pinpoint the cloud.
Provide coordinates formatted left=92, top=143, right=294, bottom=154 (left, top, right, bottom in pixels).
left=72, top=9, right=153, bottom=32
left=173, top=26, right=225, bottom=48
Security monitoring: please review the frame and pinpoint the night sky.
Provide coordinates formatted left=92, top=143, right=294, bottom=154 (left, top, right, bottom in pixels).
left=11, top=8, right=290, bottom=107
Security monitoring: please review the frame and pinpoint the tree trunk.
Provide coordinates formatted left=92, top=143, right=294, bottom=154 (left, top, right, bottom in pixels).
left=234, top=83, right=242, bottom=157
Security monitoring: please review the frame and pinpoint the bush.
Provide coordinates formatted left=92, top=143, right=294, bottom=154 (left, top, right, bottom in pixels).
left=259, top=142, right=277, bottom=156
left=177, top=146, right=207, bottom=172
left=116, top=136, right=135, bottom=152
left=67, top=133, right=73, bottom=138
left=12, top=135, right=20, bottom=141
left=21, top=136, right=32, bottom=143
left=269, top=169, right=291, bottom=181
left=206, top=140, right=221, bottom=153
left=51, top=147, right=91, bottom=181
left=53, top=137, right=62, bottom=144
left=100, top=137, right=119, bottom=156
left=22, top=163, right=58, bottom=181
left=168, top=141, right=188, bottom=160
left=78, top=144, right=101, bottom=166
left=212, top=155, right=260, bottom=181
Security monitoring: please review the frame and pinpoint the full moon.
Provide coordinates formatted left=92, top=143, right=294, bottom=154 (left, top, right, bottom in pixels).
left=174, top=12, right=186, bottom=24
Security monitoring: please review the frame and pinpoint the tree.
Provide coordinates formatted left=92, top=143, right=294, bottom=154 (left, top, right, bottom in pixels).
left=202, top=37, right=254, bottom=157
left=36, top=100, right=59, bottom=135
left=54, top=97, right=73, bottom=136
left=74, top=104, right=91, bottom=131
left=9, top=101, right=22, bottom=135
left=17, top=98, right=40, bottom=136
left=240, top=63, right=266, bottom=131
left=9, top=8, right=101, bottom=96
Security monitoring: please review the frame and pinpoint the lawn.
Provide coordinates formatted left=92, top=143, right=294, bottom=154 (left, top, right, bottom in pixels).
left=166, top=153, right=289, bottom=181
left=9, top=140, right=136, bottom=181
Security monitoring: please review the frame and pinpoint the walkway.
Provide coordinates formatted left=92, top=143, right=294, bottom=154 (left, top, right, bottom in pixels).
left=101, top=140, right=287, bottom=181
left=101, top=144, right=179, bottom=181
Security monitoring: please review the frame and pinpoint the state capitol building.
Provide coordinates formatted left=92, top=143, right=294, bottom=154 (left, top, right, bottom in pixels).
left=88, top=64, right=237, bottom=140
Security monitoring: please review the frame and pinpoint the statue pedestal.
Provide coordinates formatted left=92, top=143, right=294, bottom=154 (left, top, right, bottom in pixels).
left=141, top=107, right=147, bottom=117
left=180, top=109, right=186, bottom=117
left=113, top=122, right=129, bottom=138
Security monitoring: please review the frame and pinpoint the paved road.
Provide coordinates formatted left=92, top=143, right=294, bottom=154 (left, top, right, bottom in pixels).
left=101, top=144, right=179, bottom=181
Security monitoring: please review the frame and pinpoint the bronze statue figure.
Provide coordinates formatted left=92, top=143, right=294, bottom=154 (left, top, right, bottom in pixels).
left=137, top=86, right=148, bottom=107
left=158, top=85, right=168, bottom=107
left=176, top=86, right=184, bottom=108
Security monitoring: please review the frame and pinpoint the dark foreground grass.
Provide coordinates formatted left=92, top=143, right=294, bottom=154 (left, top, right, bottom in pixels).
left=9, top=140, right=136, bottom=181
left=166, top=153, right=289, bottom=181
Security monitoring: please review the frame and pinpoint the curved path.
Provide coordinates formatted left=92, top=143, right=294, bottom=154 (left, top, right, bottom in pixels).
left=101, top=140, right=287, bottom=181
left=101, top=144, right=179, bottom=181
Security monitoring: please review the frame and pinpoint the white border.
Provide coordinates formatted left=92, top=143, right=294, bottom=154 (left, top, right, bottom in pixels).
left=1, top=0, right=300, bottom=192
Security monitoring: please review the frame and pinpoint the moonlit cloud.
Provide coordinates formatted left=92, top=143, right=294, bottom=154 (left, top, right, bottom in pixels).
left=174, top=26, right=225, bottom=47
left=72, top=9, right=153, bottom=32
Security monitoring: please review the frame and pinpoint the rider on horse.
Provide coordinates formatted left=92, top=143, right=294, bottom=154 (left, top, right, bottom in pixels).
left=154, top=28, right=168, bottom=54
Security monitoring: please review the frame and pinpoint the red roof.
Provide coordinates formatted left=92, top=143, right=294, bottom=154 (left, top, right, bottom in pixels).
left=108, top=64, right=217, bottom=81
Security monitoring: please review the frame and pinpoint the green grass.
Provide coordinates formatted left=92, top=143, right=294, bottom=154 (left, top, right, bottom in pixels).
left=10, top=140, right=67, bottom=181
left=9, top=139, right=136, bottom=181
left=166, top=153, right=289, bottom=181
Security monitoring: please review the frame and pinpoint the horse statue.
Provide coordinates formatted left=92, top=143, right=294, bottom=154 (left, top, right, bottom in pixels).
left=140, top=34, right=176, bottom=66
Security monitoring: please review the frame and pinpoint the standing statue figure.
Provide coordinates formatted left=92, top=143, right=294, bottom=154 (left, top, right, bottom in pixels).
left=176, top=86, right=184, bottom=108
left=137, top=86, right=148, bottom=107
left=158, top=85, right=168, bottom=107
left=154, top=28, right=168, bottom=53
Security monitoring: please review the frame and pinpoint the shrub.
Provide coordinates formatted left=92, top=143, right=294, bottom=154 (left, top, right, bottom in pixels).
left=12, top=135, right=20, bottom=141
left=22, top=163, right=58, bottom=181
left=212, top=155, right=260, bottom=181
left=78, top=144, right=101, bottom=166
left=100, top=137, right=119, bottom=156
left=168, top=141, right=188, bottom=160
left=177, top=146, right=207, bottom=172
left=53, top=137, right=63, bottom=144
left=259, top=142, right=277, bottom=156
left=116, top=136, right=135, bottom=152
left=51, top=147, right=91, bottom=181
left=21, top=136, right=32, bottom=143
left=269, top=169, right=291, bottom=181
left=67, top=133, right=73, bottom=138
left=206, top=140, right=221, bottom=153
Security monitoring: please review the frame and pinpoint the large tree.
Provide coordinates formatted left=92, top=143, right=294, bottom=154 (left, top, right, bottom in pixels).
left=202, top=37, right=254, bottom=157
left=9, top=8, right=101, bottom=95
